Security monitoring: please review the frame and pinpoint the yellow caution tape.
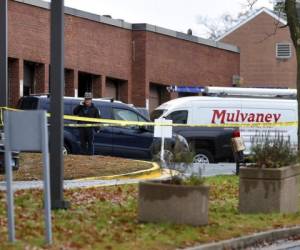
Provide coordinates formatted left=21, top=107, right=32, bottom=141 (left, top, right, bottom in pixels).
left=64, top=121, right=298, bottom=128
left=0, top=106, right=298, bottom=128
left=62, top=114, right=298, bottom=128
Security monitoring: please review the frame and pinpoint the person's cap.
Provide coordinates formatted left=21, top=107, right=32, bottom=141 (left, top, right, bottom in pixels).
left=84, top=92, right=93, bottom=99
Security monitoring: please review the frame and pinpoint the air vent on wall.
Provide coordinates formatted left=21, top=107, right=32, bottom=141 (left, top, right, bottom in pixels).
left=276, top=43, right=292, bottom=59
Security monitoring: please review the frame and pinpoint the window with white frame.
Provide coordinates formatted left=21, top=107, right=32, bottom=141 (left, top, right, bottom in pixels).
left=276, top=43, right=292, bottom=59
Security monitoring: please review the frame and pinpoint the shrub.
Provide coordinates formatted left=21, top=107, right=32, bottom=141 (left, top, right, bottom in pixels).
left=161, top=136, right=204, bottom=186
left=172, top=137, right=194, bottom=163
left=250, top=132, right=297, bottom=168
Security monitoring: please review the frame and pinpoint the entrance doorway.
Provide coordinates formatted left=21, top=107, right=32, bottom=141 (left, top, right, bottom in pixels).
left=149, top=83, right=169, bottom=111
left=23, top=61, right=36, bottom=96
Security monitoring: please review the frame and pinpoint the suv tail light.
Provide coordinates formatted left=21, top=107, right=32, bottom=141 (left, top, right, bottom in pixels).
left=232, top=130, right=240, bottom=138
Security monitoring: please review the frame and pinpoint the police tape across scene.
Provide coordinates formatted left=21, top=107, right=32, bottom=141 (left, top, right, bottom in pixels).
left=0, top=107, right=297, bottom=128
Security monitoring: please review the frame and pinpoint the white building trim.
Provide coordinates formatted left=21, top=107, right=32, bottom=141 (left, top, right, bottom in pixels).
left=216, top=8, right=287, bottom=41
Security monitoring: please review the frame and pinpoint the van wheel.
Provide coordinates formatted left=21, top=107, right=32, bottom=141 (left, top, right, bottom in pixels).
left=193, top=149, right=214, bottom=165
left=63, top=144, right=71, bottom=155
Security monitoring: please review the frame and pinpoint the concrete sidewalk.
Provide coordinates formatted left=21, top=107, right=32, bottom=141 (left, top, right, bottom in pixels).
left=0, top=163, right=236, bottom=191
left=0, top=168, right=173, bottom=190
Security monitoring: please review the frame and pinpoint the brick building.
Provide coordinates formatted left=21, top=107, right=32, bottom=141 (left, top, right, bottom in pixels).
left=218, top=8, right=296, bottom=88
left=7, top=0, right=240, bottom=110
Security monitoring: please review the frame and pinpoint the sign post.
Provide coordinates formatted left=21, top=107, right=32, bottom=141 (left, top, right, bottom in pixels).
left=154, top=118, right=173, bottom=164
left=4, top=110, right=52, bottom=244
left=50, top=0, right=69, bottom=209
left=0, top=0, right=8, bottom=107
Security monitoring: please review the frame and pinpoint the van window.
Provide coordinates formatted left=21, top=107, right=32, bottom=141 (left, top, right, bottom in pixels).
left=166, top=110, right=188, bottom=124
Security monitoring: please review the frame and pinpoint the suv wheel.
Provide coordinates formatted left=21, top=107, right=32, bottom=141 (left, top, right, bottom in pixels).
left=63, top=144, right=71, bottom=155
left=193, top=149, right=214, bottom=165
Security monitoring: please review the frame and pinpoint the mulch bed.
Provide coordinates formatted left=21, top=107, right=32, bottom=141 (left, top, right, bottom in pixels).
left=0, top=153, right=152, bottom=181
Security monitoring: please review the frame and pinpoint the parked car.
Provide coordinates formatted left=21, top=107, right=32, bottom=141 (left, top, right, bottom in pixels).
left=17, top=96, right=187, bottom=160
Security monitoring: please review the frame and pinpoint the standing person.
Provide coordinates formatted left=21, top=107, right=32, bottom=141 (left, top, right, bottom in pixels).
left=73, top=92, right=100, bottom=155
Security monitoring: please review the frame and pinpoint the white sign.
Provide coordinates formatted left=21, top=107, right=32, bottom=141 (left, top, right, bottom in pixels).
left=154, top=118, right=173, bottom=138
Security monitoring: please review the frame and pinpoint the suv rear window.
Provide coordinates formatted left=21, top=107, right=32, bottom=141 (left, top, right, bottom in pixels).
left=18, top=97, right=39, bottom=110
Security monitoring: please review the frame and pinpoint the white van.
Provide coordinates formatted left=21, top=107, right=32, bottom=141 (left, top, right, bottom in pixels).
left=152, top=87, right=297, bottom=155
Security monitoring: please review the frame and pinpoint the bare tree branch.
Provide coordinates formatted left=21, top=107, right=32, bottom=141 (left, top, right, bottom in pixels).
left=197, top=0, right=261, bottom=40
left=241, top=0, right=259, bottom=11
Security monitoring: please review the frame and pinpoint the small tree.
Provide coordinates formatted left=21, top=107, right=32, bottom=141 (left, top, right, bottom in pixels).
left=285, top=0, right=300, bottom=150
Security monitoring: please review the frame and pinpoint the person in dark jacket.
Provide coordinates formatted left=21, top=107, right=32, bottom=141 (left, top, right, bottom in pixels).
left=73, top=92, right=100, bottom=155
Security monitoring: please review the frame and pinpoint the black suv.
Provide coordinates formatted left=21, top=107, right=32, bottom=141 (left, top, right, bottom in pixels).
left=18, top=96, right=186, bottom=160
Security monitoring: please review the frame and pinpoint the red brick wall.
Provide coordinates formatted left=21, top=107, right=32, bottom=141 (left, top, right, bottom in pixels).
left=221, top=12, right=296, bottom=88
left=132, top=31, right=148, bottom=106
left=8, top=58, right=22, bottom=106
left=8, top=1, right=133, bottom=76
left=35, top=63, right=49, bottom=93
left=64, top=15, right=132, bottom=80
left=131, top=31, right=240, bottom=106
left=7, top=0, right=240, bottom=108
left=146, top=32, right=240, bottom=86
left=65, top=69, right=77, bottom=96
left=8, top=1, right=50, bottom=63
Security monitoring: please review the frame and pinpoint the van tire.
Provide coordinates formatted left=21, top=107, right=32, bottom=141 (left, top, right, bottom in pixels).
left=193, top=149, right=214, bottom=164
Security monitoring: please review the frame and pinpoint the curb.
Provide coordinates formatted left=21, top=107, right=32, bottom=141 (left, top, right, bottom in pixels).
left=184, top=226, right=300, bottom=250
left=75, top=162, right=162, bottom=181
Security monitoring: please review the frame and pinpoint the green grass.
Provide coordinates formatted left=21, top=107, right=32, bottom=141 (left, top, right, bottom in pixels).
left=1, top=176, right=300, bottom=249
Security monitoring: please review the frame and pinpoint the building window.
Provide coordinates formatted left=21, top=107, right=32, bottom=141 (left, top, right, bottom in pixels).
left=276, top=43, right=292, bottom=59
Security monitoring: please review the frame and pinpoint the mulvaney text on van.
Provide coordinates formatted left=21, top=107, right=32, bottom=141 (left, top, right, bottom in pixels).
left=211, top=110, right=281, bottom=124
